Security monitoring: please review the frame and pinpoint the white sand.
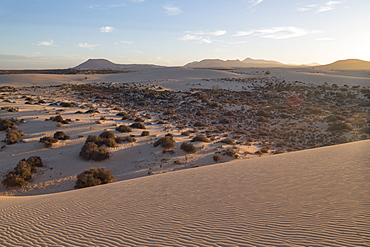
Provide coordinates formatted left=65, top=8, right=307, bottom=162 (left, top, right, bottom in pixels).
left=0, top=140, right=369, bottom=246
left=1, top=67, right=369, bottom=89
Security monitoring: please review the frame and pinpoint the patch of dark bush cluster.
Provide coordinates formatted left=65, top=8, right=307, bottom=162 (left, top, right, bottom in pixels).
left=53, top=131, right=70, bottom=140
left=154, top=134, right=175, bottom=150
left=180, top=142, right=196, bottom=153
left=79, top=131, right=117, bottom=161
left=191, top=135, right=210, bottom=143
left=116, top=125, right=132, bottom=133
left=0, top=118, right=17, bottom=131
left=75, top=168, right=114, bottom=189
left=39, top=136, right=58, bottom=148
left=2, top=156, right=43, bottom=188
left=116, top=112, right=131, bottom=120
left=49, top=115, right=71, bottom=124
left=130, top=122, right=146, bottom=129
left=5, top=129, right=24, bottom=144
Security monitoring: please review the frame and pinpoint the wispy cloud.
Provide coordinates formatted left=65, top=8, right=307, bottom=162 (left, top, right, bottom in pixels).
left=249, top=0, right=264, bottom=7
left=100, top=26, right=114, bottom=33
left=179, top=34, right=212, bottom=44
left=89, top=3, right=126, bottom=9
left=163, top=5, right=182, bottom=16
left=193, top=30, right=227, bottom=36
left=297, top=1, right=342, bottom=13
left=78, top=43, right=99, bottom=49
left=234, top=26, right=320, bottom=39
left=115, top=40, right=134, bottom=45
left=36, top=40, right=56, bottom=46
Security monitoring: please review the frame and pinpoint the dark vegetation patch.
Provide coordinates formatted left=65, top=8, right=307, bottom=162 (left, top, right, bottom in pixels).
left=75, top=168, right=114, bottom=189
left=2, top=156, right=43, bottom=187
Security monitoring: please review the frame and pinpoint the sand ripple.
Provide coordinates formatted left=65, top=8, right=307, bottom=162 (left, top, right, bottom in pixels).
left=1, top=140, right=369, bottom=246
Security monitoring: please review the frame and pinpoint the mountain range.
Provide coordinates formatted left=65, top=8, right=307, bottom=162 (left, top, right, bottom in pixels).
left=73, top=58, right=370, bottom=70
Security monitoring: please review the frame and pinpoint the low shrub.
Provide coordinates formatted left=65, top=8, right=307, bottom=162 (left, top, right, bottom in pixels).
left=53, top=131, right=70, bottom=140
left=2, top=156, right=43, bottom=188
left=141, top=131, right=150, bottom=136
left=75, top=168, right=114, bottom=189
left=39, top=136, right=58, bottom=148
left=116, top=112, right=130, bottom=119
left=191, top=135, right=210, bottom=143
left=327, top=122, right=353, bottom=132
left=154, top=136, right=175, bottom=150
left=52, top=115, right=64, bottom=122
left=79, top=142, right=110, bottom=161
left=220, top=138, right=234, bottom=145
left=224, top=147, right=237, bottom=157
left=0, top=118, right=14, bottom=131
left=99, top=131, right=115, bottom=139
left=103, top=138, right=117, bottom=147
left=213, top=154, right=222, bottom=162
left=130, top=122, right=146, bottom=129
left=116, top=125, right=132, bottom=133
left=115, top=136, right=137, bottom=143
left=180, top=142, right=197, bottom=153
left=6, top=130, right=22, bottom=144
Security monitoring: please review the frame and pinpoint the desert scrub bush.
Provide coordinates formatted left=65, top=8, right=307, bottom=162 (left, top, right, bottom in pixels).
left=224, top=147, right=237, bottom=157
left=53, top=131, right=70, bottom=140
left=5, top=129, right=23, bottom=144
left=141, top=130, right=150, bottom=136
left=327, top=122, right=353, bottom=132
left=191, top=135, right=210, bottom=143
left=181, top=131, right=191, bottom=136
left=99, top=131, right=115, bottom=139
left=0, top=118, right=14, bottom=131
left=116, top=125, right=132, bottom=133
left=103, top=138, right=117, bottom=148
left=75, top=168, right=114, bottom=189
left=79, top=142, right=110, bottom=161
left=86, top=135, right=104, bottom=146
left=220, top=138, right=234, bottom=145
left=260, top=147, right=269, bottom=153
left=2, top=156, right=43, bottom=188
left=130, top=122, right=146, bottom=129
left=154, top=135, right=175, bottom=150
left=115, top=136, right=137, bottom=143
left=213, top=154, right=222, bottom=162
left=85, top=109, right=100, bottom=114
left=39, top=136, right=58, bottom=148
left=116, top=112, right=130, bottom=119
left=134, top=117, right=145, bottom=122
left=51, top=115, right=64, bottom=122
left=180, top=142, right=197, bottom=153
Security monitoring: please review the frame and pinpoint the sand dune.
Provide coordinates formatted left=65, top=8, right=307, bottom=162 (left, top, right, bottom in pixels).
left=1, top=140, right=369, bottom=246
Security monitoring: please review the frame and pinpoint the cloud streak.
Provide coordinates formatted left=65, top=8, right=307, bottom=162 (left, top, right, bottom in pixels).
left=36, top=40, right=56, bottom=46
left=235, top=26, right=320, bottom=39
left=179, top=34, right=212, bottom=44
left=163, top=5, right=182, bottom=16
left=297, top=1, right=342, bottom=13
left=249, top=0, right=264, bottom=7
left=78, top=43, right=99, bottom=49
left=193, top=30, right=227, bottom=36
left=100, top=26, right=114, bottom=33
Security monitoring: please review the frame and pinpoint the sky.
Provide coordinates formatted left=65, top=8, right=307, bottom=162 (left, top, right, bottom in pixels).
left=0, top=0, right=369, bottom=69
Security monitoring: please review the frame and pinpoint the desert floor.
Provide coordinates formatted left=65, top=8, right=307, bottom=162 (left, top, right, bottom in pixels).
left=0, top=67, right=369, bottom=245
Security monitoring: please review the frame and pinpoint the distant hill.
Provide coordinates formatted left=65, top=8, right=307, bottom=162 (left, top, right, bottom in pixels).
left=73, top=59, right=163, bottom=70
left=316, top=59, right=370, bottom=70
left=185, top=57, right=293, bottom=68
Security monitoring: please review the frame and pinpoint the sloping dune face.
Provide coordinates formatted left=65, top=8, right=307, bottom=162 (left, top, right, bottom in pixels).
left=1, top=140, right=369, bottom=246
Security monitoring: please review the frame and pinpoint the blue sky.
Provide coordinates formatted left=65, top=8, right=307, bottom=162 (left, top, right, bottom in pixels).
left=0, top=0, right=369, bottom=68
